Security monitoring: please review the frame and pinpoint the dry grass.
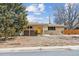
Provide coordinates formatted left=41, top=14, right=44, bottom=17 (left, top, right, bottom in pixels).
left=0, top=35, right=79, bottom=48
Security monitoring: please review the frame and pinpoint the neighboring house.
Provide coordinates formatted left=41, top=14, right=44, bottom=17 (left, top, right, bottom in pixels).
left=23, top=22, right=64, bottom=36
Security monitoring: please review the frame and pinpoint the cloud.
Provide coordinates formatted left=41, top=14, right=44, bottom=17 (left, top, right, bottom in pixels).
left=27, top=15, right=36, bottom=22
left=34, top=12, right=41, bottom=15
left=26, top=4, right=45, bottom=15
left=27, top=15, right=50, bottom=23
left=27, top=15, right=42, bottom=22
left=38, top=4, right=45, bottom=12
left=26, top=4, right=37, bottom=12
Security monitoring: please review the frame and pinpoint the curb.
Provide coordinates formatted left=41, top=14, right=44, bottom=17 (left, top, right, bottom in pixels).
left=0, top=46, right=79, bottom=53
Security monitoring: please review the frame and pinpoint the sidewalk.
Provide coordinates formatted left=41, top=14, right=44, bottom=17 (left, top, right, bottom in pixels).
left=0, top=45, right=79, bottom=53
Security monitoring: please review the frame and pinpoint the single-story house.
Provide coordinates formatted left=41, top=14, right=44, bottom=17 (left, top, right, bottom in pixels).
left=23, top=22, right=64, bottom=36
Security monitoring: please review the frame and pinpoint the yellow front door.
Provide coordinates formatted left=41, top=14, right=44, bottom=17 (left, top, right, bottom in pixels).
left=34, top=26, right=43, bottom=34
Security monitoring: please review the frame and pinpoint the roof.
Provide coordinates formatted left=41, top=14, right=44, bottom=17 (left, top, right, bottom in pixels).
left=27, top=22, right=47, bottom=26
left=47, top=24, right=64, bottom=27
left=27, top=22, right=64, bottom=27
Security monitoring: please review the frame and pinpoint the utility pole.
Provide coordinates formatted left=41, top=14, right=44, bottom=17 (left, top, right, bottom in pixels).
left=49, top=15, right=51, bottom=24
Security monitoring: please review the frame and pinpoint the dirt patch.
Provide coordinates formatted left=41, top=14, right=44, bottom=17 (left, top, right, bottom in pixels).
left=0, top=36, right=79, bottom=48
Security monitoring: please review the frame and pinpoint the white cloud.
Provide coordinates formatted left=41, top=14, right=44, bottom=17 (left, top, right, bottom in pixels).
left=27, top=15, right=50, bottom=23
left=27, top=15, right=42, bottom=22
left=38, top=4, right=45, bottom=12
left=33, top=12, right=41, bottom=15
left=26, top=4, right=36, bottom=12
left=26, top=4, right=45, bottom=15
left=27, top=15, right=36, bottom=22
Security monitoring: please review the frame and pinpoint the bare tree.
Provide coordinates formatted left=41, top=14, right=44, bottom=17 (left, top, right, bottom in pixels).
left=54, top=3, right=79, bottom=29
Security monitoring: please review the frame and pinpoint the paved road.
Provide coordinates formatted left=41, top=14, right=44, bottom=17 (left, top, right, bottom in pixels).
left=0, top=50, right=79, bottom=56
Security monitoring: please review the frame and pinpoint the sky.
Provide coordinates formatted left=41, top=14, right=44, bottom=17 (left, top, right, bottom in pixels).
left=22, top=3, right=65, bottom=24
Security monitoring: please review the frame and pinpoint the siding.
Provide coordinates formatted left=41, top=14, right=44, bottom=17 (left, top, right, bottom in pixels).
left=43, top=26, right=64, bottom=35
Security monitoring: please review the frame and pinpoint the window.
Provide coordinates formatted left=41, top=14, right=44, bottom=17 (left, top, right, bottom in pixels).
left=27, top=26, right=32, bottom=29
left=48, top=27, right=56, bottom=30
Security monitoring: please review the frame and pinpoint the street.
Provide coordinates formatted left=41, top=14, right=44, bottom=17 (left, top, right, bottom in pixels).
left=0, top=50, right=79, bottom=56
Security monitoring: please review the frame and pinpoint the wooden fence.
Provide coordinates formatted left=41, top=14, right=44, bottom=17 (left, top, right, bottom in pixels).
left=64, top=29, right=79, bottom=35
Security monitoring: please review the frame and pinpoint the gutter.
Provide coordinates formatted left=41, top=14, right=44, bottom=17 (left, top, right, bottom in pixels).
left=0, top=46, right=79, bottom=53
